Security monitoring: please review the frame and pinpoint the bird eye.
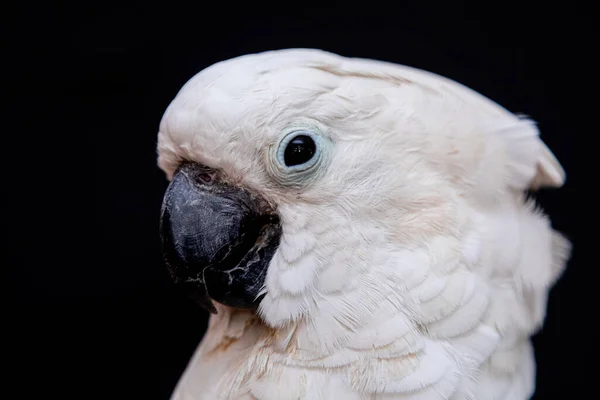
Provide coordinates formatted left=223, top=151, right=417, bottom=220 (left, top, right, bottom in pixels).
left=270, top=126, right=329, bottom=183
left=275, top=130, right=322, bottom=174
left=283, top=135, right=316, bottom=167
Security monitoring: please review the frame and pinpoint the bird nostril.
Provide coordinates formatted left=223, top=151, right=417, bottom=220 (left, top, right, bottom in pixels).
left=198, top=173, right=213, bottom=184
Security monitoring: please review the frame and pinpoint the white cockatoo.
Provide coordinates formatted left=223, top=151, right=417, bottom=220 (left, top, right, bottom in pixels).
left=158, top=49, right=571, bottom=400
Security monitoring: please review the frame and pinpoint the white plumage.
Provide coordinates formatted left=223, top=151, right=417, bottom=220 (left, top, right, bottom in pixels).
left=157, top=49, right=570, bottom=400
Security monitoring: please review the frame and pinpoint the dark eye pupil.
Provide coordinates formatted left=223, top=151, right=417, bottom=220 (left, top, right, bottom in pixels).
left=283, top=135, right=316, bottom=167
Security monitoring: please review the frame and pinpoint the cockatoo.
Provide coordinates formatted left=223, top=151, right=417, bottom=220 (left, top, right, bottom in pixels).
left=158, top=49, right=570, bottom=400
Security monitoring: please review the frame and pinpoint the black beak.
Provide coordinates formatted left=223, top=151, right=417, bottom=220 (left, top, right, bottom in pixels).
left=160, top=163, right=281, bottom=313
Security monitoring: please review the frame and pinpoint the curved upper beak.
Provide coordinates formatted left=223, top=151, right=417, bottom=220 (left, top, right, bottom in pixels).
left=159, top=163, right=281, bottom=313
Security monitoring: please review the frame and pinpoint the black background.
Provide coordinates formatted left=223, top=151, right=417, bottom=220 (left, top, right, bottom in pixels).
left=4, top=1, right=592, bottom=399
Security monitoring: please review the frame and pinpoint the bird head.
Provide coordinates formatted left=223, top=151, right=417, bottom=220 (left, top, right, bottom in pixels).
left=157, top=49, right=564, bottom=337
